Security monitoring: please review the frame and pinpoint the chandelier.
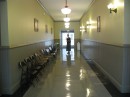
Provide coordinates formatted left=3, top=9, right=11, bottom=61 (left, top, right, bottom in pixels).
left=61, top=0, right=71, bottom=14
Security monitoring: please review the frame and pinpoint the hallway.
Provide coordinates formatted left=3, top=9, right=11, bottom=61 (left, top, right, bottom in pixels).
left=1, top=0, right=130, bottom=95
left=23, top=48, right=112, bottom=97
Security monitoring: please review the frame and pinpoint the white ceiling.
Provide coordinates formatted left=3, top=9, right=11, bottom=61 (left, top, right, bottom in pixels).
left=38, top=0, right=93, bottom=21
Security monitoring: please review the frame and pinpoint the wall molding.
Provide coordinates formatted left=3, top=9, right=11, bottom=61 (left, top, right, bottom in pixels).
left=0, top=46, right=9, bottom=49
left=81, top=39, right=130, bottom=93
left=10, top=81, right=20, bottom=95
left=1, top=81, right=20, bottom=95
left=9, top=39, right=53, bottom=49
left=81, top=39, right=130, bottom=48
left=93, top=60, right=122, bottom=92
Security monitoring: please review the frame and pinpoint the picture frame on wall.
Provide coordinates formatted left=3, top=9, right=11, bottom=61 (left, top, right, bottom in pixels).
left=85, top=27, right=87, bottom=33
left=34, top=18, right=38, bottom=32
left=45, top=24, right=48, bottom=33
left=51, top=27, right=53, bottom=34
left=97, top=16, right=101, bottom=32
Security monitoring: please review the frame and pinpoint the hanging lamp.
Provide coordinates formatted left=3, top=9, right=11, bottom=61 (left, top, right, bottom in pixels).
left=65, top=22, right=70, bottom=26
left=61, top=0, right=71, bottom=14
left=64, top=14, right=70, bottom=22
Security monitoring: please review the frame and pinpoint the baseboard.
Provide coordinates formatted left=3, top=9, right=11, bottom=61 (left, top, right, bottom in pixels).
left=1, top=87, right=11, bottom=95
left=92, top=60, right=122, bottom=92
left=10, top=81, right=20, bottom=94
left=121, top=85, right=130, bottom=93
left=2, top=81, right=20, bottom=95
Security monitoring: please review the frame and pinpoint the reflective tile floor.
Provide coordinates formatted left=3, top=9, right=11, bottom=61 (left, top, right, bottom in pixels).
left=1, top=48, right=130, bottom=97
left=23, top=48, right=112, bottom=97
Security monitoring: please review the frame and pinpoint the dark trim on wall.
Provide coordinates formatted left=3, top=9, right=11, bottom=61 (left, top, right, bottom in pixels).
left=81, top=39, right=130, bottom=93
left=3, top=40, right=54, bottom=49
left=0, top=39, right=54, bottom=95
left=123, top=44, right=130, bottom=48
left=0, top=0, right=6, bottom=2
left=0, top=46, right=9, bottom=49
left=81, top=39, right=130, bottom=48
left=0, top=1, right=1, bottom=47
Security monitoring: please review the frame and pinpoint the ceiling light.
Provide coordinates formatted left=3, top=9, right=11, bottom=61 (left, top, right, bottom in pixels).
left=65, top=22, right=70, bottom=26
left=61, top=0, right=71, bottom=14
left=64, top=17, right=70, bottom=22
left=61, top=8, right=71, bottom=14
left=65, top=25, right=69, bottom=28
left=64, top=15, right=70, bottom=22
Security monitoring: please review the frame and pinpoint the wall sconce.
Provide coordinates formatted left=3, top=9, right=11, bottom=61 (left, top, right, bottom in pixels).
left=86, top=21, right=91, bottom=28
left=107, top=3, right=117, bottom=13
left=80, top=26, right=86, bottom=32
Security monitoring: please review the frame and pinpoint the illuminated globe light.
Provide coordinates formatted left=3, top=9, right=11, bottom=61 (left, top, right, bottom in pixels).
left=65, top=22, right=70, bottom=26
left=61, top=7, right=71, bottom=14
left=107, top=3, right=115, bottom=9
left=80, top=26, right=85, bottom=29
left=64, top=17, right=70, bottom=22
left=65, top=25, right=69, bottom=28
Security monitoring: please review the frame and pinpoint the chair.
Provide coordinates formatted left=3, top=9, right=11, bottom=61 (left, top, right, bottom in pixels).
left=40, top=49, right=53, bottom=62
left=48, top=46, right=57, bottom=58
left=24, top=57, right=39, bottom=85
left=45, top=48, right=55, bottom=59
left=18, top=61, right=29, bottom=86
left=29, top=55, right=43, bottom=73
left=33, top=53, right=48, bottom=70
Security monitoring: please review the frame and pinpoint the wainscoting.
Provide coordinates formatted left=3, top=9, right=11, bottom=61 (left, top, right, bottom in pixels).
left=0, top=40, right=54, bottom=95
left=81, top=39, right=130, bottom=93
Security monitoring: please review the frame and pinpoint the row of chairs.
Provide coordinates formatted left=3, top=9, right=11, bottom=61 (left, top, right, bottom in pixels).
left=18, top=45, right=58, bottom=88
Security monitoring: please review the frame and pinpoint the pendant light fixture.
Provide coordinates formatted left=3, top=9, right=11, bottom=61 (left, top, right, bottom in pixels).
left=65, top=22, right=70, bottom=26
left=63, top=15, right=70, bottom=22
left=64, top=22, right=70, bottom=28
left=65, top=25, right=69, bottom=28
left=61, top=0, right=71, bottom=14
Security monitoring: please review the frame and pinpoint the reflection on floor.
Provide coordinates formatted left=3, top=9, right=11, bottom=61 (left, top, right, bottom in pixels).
left=62, top=48, right=75, bottom=61
left=2, top=48, right=130, bottom=97
left=23, top=48, right=112, bottom=97
left=1, top=48, right=130, bottom=97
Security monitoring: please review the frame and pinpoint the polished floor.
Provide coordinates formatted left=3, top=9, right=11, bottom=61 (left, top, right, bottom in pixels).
left=23, top=48, right=112, bottom=97
left=1, top=48, right=130, bottom=97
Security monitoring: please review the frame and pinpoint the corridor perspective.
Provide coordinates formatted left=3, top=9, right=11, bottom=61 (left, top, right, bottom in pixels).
left=13, top=48, right=130, bottom=97
left=23, top=48, right=112, bottom=97
left=1, top=0, right=130, bottom=97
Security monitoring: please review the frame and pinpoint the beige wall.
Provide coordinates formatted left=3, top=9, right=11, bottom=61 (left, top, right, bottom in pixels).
left=124, top=0, right=130, bottom=44
left=0, top=0, right=54, bottom=94
left=80, top=0, right=124, bottom=46
left=54, top=21, right=80, bottom=39
left=7, top=0, right=54, bottom=48
left=80, top=0, right=130, bottom=93
left=0, top=1, right=9, bottom=46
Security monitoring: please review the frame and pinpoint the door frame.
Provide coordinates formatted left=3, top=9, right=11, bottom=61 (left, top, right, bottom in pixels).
left=60, top=30, right=74, bottom=48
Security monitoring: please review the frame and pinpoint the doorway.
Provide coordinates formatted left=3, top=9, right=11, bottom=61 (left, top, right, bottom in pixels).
left=61, top=30, right=74, bottom=48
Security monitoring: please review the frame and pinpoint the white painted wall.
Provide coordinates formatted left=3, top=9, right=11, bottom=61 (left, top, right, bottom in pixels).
left=0, top=2, right=1, bottom=95
left=80, top=0, right=124, bottom=46
left=0, top=0, right=9, bottom=46
left=124, top=0, right=130, bottom=44
left=80, top=0, right=130, bottom=93
left=0, top=0, right=54, bottom=95
left=7, top=0, right=54, bottom=48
